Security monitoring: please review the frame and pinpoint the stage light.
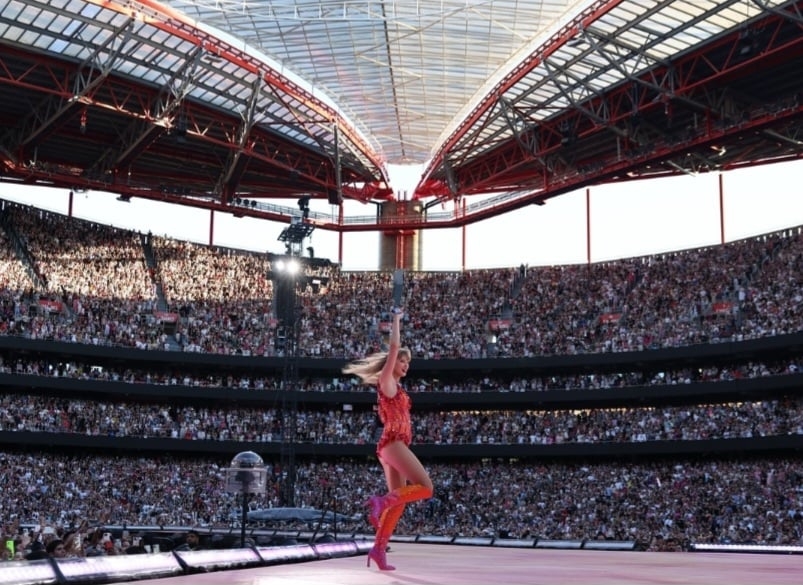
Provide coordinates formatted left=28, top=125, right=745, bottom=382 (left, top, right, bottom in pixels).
left=0, top=559, right=57, bottom=585
left=297, top=196, right=311, bottom=219
left=490, top=538, right=535, bottom=548
left=311, top=540, right=358, bottom=559
left=256, top=544, right=316, bottom=565
left=354, top=541, right=372, bottom=553
left=416, top=535, right=453, bottom=544
left=535, top=539, right=583, bottom=549
left=272, top=258, right=300, bottom=275
left=55, top=553, right=182, bottom=583
left=690, top=543, right=803, bottom=554
left=453, top=536, right=494, bottom=546
left=173, top=548, right=262, bottom=572
left=583, top=540, right=637, bottom=551
left=278, top=217, right=315, bottom=249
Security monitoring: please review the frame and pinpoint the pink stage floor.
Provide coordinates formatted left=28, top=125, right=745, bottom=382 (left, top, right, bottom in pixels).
left=131, top=543, right=801, bottom=585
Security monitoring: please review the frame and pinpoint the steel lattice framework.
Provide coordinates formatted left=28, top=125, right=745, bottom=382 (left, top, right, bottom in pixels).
left=0, top=0, right=801, bottom=232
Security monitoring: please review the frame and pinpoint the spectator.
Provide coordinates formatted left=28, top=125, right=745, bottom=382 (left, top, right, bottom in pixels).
left=174, top=530, right=203, bottom=551
left=46, top=539, right=68, bottom=558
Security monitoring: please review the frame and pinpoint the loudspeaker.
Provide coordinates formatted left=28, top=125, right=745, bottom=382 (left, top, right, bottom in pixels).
left=327, top=188, right=342, bottom=205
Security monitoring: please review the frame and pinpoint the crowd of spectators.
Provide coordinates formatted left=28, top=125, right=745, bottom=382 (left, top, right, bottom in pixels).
left=0, top=200, right=800, bottom=359
left=2, top=353, right=800, bottom=393
left=2, top=392, right=803, bottom=445
left=1, top=352, right=800, bottom=445
left=1, top=199, right=802, bottom=557
left=1, top=512, right=160, bottom=560
left=0, top=452, right=800, bottom=555
left=1, top=385, right=801, bottom=446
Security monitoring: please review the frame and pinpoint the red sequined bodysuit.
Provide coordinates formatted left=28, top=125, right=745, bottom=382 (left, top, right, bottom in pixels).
left=376, top=382, right=412, bottom=456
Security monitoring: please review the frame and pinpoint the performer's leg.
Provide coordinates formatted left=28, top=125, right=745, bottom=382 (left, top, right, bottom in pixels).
left=367, top=503, right=405, bottom=571
left=366, top=442, right=432, bottom=529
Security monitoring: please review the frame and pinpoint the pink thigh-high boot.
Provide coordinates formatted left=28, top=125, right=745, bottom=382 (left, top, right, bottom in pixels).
left=366, top=484, right=432, bottom=530
left=367, top=503, right=406, bottom=571
left=365, top=484, right=432, bottom=571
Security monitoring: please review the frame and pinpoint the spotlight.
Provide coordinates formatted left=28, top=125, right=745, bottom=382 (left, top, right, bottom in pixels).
left=273, top=258, right=300, bottom=275
left=286, top=259, right=300, bottom=275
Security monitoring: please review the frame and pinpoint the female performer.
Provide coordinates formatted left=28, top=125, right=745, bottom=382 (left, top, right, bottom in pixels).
left=342, top=308, right=433, bottom=571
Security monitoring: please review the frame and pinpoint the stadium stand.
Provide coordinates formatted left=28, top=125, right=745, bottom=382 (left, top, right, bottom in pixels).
left=0, top=200, right=801, bottom=558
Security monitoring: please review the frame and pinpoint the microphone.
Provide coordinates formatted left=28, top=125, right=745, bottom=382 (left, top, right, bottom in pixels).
left=391, top=269, right=404, bottom=312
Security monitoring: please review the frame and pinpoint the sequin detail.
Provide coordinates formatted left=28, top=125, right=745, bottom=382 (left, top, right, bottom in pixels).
left=376, top=383, right=412, bottom=455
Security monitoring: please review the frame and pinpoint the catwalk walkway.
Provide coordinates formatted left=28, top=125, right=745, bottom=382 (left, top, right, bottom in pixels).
left=131, top=542, right=800, bottom=585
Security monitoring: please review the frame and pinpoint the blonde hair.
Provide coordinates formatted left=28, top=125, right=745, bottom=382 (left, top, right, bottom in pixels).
left=342, top=347, right=412, bottom=385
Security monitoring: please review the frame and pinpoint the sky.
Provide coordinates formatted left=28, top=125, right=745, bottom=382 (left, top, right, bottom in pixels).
left=1, top=159, right=802, bottom=272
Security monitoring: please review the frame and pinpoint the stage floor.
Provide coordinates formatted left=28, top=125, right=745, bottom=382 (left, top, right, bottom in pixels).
left=131, top=543, right=801, bottom=585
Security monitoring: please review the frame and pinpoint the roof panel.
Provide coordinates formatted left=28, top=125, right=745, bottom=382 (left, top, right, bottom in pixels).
left=1, top=0, right=798, bottom=218
left=163, top=0, right=585, bottom=163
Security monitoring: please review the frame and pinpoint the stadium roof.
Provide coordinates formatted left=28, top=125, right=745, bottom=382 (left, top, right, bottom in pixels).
left=0, top=0, right=801, bottom=232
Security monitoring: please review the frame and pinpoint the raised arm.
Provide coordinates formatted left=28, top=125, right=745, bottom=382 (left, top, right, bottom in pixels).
left=377, top=309, right=403, bottom=397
